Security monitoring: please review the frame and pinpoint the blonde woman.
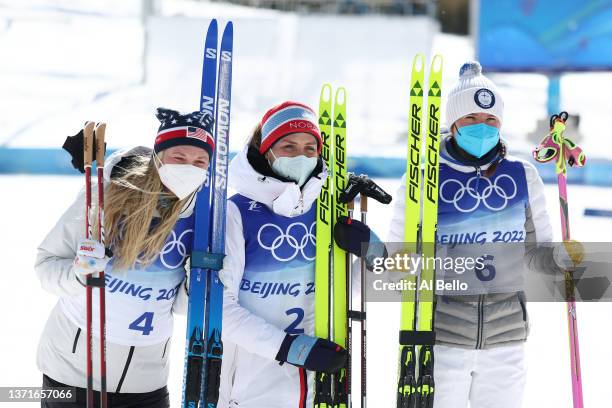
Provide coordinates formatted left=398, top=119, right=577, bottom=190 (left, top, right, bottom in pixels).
left=35, top=108, right=214, bottom=408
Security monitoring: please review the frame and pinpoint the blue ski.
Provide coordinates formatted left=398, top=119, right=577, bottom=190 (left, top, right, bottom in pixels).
left=202, top=21, right=233, bottom=408
left=182, top=19, right=218, bottom=408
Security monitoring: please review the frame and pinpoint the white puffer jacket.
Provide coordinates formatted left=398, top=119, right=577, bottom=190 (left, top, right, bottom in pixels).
left=218, top=146, right=327, bottom=408
left=35, top=146, right=192, bottom=393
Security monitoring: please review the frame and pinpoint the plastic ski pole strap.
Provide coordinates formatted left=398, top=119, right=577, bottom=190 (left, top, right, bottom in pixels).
left=399, top=330, right=436, bottom=345
left=191, top=251, right=225, bottom=270
left=86, top=275, right=106, bottom=288
left=348, top=310, right=366, bottom=321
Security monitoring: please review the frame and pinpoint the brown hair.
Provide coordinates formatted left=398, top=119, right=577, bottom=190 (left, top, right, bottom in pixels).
left=249, top=123, right=262, bottom=150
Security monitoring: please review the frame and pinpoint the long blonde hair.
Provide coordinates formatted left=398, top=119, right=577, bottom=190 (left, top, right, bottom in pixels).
left=101, top=152, right=188, bottom=270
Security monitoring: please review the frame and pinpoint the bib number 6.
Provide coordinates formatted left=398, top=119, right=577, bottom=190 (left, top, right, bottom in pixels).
left=475, top=254, right=496, bottom=282
left=129, top=312, right=154, bottom=335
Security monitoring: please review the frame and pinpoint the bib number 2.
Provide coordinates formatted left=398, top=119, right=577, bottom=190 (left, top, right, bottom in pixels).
left=129, top=312, right=154, bottom=335
left=285, top=308, right=304, bottom=335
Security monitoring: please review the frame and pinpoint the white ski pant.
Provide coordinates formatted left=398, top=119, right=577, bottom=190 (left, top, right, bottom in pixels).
left=433, top=344, right=526, bottom=408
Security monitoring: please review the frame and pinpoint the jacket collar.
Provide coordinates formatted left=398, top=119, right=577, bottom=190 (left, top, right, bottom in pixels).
left=228, top=145, right=327, bottom=217
left=440, top=132, right=504, bottom=173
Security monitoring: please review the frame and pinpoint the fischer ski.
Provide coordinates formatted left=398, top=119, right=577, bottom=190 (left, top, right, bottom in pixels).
left=397, top=54, right=443, bottom=408
left=315, top=84, right=333, bottom=408
left=314, top=85, right=349, bottom=408
left=332, top=88, right=349, bottom=408
left=533, top=112, right=586, bottom=408
left=182, top=19, right=233, bottom=408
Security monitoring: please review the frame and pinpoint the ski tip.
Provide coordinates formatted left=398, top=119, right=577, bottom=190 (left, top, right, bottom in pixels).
left=412, top=53, right=426, bottom=72
left=223, top=21, right=234, bottom=36
left=208, top=18, right=218, bottom=32
left=320, top=83, right=332, bottom=102
left=431, top=55, right=444, bottom=73
left=334, top=87, right=347, bottom=106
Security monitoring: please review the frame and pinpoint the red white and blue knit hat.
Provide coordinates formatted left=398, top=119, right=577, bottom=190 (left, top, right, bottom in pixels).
left=259, top=101, right=322, bottom=154
left=154, top=108, right=215, bottom=157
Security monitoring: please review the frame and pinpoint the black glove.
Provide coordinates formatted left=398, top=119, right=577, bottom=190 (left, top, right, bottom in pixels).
left=62, top=125, right=107, bottom=173
left=339, top=173, right=392, bottom=204
left=275, top=334, right=347, bottom=373
left=334, top=216, right=388, bottom=269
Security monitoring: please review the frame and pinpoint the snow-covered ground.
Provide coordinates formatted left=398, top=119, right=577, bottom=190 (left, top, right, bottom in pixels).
left=1, top=174, right=611, bottom=407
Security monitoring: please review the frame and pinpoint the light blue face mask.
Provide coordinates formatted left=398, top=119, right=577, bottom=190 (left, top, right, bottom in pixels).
left=270, top=152, right=318, bottom=186
left=455, top=123, right=500, bottom=158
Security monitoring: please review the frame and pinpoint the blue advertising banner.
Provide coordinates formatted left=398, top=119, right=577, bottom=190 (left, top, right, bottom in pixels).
left=477, top=0, right=612, bottom=72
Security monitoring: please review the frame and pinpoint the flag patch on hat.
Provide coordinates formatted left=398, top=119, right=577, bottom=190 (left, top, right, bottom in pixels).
left=474, top=88, right=495, bottom=109
left=187, top=126, right=212, bottom=143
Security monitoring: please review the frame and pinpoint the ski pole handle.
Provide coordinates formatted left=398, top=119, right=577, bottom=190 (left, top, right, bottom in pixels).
left=95, top=123, right=106, bottom=167
left=360, top=193, right=368, bottom=213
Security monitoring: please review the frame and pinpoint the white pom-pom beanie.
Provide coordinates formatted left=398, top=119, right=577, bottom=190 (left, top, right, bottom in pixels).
left=446, top=61, right=504, bottom=128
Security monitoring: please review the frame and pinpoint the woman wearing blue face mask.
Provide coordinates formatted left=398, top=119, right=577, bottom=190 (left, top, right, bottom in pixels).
left=387, top=62, right=578, bottom=408
left=218, top=101, right=347, bottom=408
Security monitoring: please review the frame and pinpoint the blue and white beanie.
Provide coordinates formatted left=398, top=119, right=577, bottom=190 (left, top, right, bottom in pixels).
left=446, top=61, right=504, bottom=127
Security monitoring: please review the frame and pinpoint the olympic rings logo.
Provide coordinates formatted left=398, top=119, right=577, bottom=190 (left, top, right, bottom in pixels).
left=440, top=174, right=517, bottom=213
left=257, top=222, right=316, bottom=262
left=159, top=229, right=193, bottom=269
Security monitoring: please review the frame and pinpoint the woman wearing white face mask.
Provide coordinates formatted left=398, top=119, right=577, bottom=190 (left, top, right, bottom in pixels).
left=218, top=101, right=347, bottom=408
left=35, top=108, right=214, bottom=407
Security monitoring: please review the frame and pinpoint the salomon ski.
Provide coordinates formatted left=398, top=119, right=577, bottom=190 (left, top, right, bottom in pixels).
left=182, top=19, right=233, bottom=408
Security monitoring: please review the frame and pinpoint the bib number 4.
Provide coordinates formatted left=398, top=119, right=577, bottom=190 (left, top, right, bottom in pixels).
left=129, top=312, right=155, bottom=335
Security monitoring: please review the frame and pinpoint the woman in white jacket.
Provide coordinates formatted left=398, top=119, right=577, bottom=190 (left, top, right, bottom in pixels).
left=35, top=108, right=214, bottom=407
left=219, top=101, right=347, bottom=408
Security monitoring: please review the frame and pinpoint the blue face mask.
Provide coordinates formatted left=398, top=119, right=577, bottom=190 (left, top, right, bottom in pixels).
left=455, top=123, right=500, bottom=158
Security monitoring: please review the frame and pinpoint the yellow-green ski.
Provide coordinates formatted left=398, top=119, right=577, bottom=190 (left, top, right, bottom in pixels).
left=315, top=84, right=334, bottom=408
left=332, top=88, right=348, bottom=408
left=314, top=85, right=350, bottom=408
left=416, top=53, right=442, bottom=408
left=397, top=54, right=443, bottom=408
left=397, top=53, right=425, bottom=408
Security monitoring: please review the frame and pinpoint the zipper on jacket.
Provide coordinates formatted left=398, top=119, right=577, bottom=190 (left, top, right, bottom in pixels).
left=161, top=338, right=170, bottom=359
left=475, top=166, right=482, bottom=191
left=72, top=328, right=81, bottom=354
left=476, top=295, right=485, bottom=349
left=518, top=292, right=528, bottom=322
left=116, top=346, right=135, bottom=393
left=294, top=193, right=305, bottom=215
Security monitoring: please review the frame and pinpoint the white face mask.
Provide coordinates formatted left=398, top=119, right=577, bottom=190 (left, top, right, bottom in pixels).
left=270, top=151, right=318, bottom=187
left=155, top=153, right=208, bottom=200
